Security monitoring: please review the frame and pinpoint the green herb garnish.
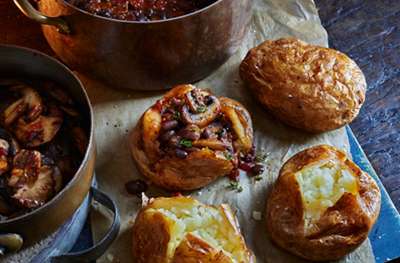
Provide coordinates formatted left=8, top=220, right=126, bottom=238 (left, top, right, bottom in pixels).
left=196, top=106, right=207, bottom=113
left=255, top=150, right=268, bottom=163
left=226, top=181, right=243, bottom=192
left=224, top=151, right=233, bottom=160
left=173, top=111, right=181, bottom=120
left=254, top=175, right=263, bottom=182
left=179, top=138, right=192, bottom=148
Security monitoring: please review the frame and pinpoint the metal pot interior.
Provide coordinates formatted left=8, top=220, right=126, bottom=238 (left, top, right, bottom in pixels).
left=0, top=44, right=94, bottom=224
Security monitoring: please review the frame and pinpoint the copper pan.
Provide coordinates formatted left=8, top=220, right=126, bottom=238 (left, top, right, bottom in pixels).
left=14, top=0, right=252, bottom=90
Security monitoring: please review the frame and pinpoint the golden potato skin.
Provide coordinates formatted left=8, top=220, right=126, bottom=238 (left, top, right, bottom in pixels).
left=132, top=196, right=255, bottom=263
left=265, top=145, right=381, bottom=261
left=240, top=38, right=366, bottom=132
left=173, top=233, right=232, bottom=263
left=129, top=85, right=253, bottom=191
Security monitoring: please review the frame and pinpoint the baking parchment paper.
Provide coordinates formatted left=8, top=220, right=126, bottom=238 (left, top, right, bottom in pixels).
left=85, top=0, right=375, bottom=262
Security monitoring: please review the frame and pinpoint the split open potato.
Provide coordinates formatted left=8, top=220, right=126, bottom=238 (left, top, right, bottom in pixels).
left=132, top=196, right=255, bottom=263
left=130, top=84, right=254, bottom=191
left=240, top=38, right=366, bottom=133
left=265, top=145, right=381, bottom=261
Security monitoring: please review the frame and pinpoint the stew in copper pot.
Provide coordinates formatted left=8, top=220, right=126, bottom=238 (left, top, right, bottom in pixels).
left=68, top=0, right=217, bottom=21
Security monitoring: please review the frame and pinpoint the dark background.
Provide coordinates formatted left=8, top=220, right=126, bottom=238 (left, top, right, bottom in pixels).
left=0, top=0, right=399, bottom=211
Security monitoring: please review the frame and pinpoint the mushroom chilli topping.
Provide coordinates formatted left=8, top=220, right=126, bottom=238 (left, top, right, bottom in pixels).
left=155, top=87, right=256, bottom=177
left=0, top=80, right=88, bottom=218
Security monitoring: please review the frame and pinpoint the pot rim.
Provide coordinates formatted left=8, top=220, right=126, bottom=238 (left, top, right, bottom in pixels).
left=59, top=0, right=224, bottom=24
left=0, top=44, right=95, bottom=225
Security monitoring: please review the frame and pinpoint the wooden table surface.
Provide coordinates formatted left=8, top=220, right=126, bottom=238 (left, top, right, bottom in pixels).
left=0, top=1, right=399, bottom=211
left=316, top=0, right=400, bottom=212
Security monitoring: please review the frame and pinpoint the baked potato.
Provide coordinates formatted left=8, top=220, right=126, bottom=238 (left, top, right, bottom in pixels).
left=130, top=84, right=254, bottom=191
left=239, top=38, right=366, bottom=133
left=265, top=145, right=381, bottom=261
left=132, top=196, right=255, bottom=263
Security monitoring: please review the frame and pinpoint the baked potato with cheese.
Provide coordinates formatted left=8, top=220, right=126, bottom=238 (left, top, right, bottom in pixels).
left=130, top=85, right=254, bottom=191
left=240, top=38, right=366, bottom=133
left=265, top=145, right=381, bottom=261
left=132, top=196, right=255, bottom=263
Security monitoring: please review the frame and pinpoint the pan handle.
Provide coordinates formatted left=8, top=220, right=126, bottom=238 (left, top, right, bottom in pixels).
left=13, top=0, right=70, bottom=34
left=50, top=187, right=120, bottom=263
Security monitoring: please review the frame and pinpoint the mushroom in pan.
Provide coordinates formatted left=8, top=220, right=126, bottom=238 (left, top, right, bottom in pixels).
left=0, top=128, right=19, bottom=176
left=14, top=105, right=63, bottom=148
left=44, top=82, right=80, bottom=117
left=3, top=85, right=43, bottom=127
left=0, top=139, right=9, bottom=176
left=8, top=150, right=57, bottom=208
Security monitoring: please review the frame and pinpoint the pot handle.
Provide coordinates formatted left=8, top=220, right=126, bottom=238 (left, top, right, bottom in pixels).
left=13, top=0, right=70, bottom=34
left=50, top=187, right=120, bottom=263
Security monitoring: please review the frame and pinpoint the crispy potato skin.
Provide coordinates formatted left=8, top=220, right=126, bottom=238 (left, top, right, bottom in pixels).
left=173, top=233, right=232, bottom=263
left=240, top=38, right=366, bottom=133
left=129, top=85, right=253, bottom=191
left=265, top=145, right=381, bottom=261
left=132, top=197, right=255, bottom=263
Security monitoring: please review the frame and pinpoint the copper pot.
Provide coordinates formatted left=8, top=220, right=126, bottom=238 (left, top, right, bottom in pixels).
left=0, top=45, right=119, bottom=261
left=13, top=0, right=252, bottom=90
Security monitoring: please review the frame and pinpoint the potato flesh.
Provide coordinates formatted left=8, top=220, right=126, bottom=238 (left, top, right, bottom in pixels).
left=146, top=205, right=244, bottom=262
left=295, top=160, right=358, bottom=227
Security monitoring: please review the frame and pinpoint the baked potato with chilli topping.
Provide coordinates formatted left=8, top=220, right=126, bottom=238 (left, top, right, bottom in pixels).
left=240, top=38, right=366, bottom=133
left=130, top=85, right=253, bottom=190
left=265, top=145, right=381, bottom=261
left=132, top=196, right=255, bottom=263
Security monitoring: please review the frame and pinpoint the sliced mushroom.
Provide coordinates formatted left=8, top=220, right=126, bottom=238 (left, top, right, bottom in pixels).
left=12, top=165, right=55, bottom=208
left=14, top=106, right=63, bottom=148
left=180, top=90, right=221, bottom=127
left=0, top=128, right=19, bottom=157
left=3, top=85, right=43, bottom=126
left=219, top=97, right=253, bottom=152
left=0, top=139, right=9, bottom=176
left=192, top=139, right=230, bottom=151
left=8, top=150, right=41, bottom=188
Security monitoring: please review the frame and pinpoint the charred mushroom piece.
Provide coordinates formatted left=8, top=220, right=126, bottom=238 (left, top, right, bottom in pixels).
left=8, top=150, right=41, bottom=188
left=3, top=85, right=43, bottom=126
left=180, top=91, right=221, bottom=127
left=0, top=128, right=19, bottom=157
left=14, top=105, right=63, bottom=147
left=12, top=165, right=55, bottom=208
left=8, top=150, right=56, bottom=208
left=0, top=139, right=9, bottom=176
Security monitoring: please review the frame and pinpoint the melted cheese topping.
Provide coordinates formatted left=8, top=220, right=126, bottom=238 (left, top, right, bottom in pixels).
left=295, top=160, right=358, bottom=227
left=146, top=204, right=246, bottom=262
